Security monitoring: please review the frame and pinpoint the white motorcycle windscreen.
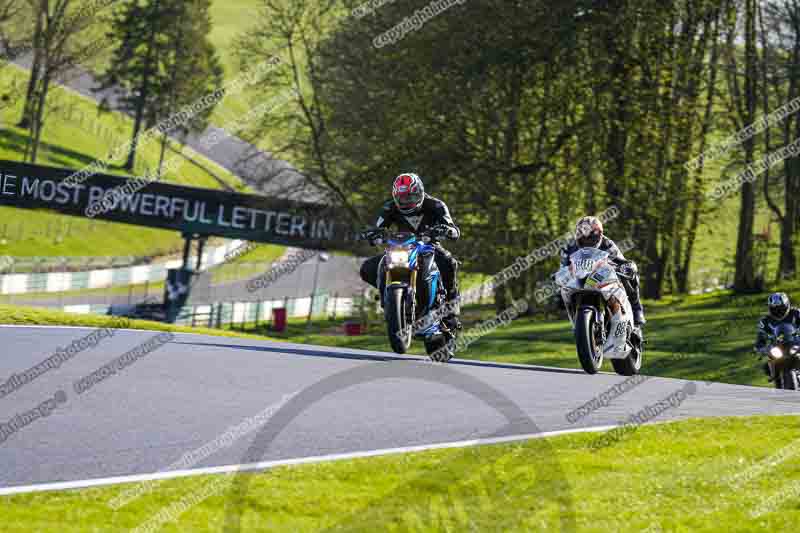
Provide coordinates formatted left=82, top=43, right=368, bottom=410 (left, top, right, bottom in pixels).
left=570, top=248, right=610, bottom=280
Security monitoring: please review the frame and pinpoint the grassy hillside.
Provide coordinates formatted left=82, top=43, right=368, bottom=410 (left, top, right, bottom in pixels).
left=206, top=0, right=275, bottom=134
left=0, top=65, right=246, bottom=258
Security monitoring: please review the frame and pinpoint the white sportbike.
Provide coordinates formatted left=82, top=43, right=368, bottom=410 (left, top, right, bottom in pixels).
left=553, top=247, right=643, bottom=375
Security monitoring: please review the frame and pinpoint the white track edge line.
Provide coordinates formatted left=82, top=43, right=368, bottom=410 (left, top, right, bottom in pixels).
left=0, top=424, right=618, bottom=497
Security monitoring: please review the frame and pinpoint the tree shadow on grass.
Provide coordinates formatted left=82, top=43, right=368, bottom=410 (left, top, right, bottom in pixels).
left=0, top=127, right=129, bottom=174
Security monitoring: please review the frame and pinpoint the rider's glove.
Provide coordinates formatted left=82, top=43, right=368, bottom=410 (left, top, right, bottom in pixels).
left=360, top=230, right=383, bottom=246
left=618, top=262, right=636, bottom=278
left=431, top=225, right=457, bottom=240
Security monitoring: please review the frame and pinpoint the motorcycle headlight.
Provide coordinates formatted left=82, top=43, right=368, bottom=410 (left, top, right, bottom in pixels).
left=770, top=346, right=784, bottom=359
left=388, top=250, right=410, bottom=266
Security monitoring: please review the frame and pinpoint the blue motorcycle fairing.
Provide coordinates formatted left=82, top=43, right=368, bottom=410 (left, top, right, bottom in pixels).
left=428, top=271, right=439, bottom=311
left=380, top=236, right=444, bottom=339
left=387, top=236, right=417, bottom=247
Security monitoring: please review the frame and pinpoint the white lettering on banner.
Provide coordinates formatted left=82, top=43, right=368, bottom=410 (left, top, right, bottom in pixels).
left=2, top=173, right=337, bottom=242
left=184, top=201, right=199, bottom=222
left=313, top=219, right=334, bottom=240
left=169, top=198, right=184, bottom=219
left=199, top=203, right=213, bottom=224
left=139, top=194, right=155, bottom=216
left=232, top=207, right=248, bottom=230
left=21, top=177, right=39, bottom=197
left=154, top=196, right=170, bottom=218
left=1, top=174, right=16, bottom=196
left=262, top=211, right=277, bottom=232
left=68, top=184, right=85, bottom=204
left=217, top=206, right=231, bottom=227
left=87, top=186, right=104, bottom=206
left=39, top=180, right=56, bottom=202
left=290, top=216, right=305, bottom=237
left=118, top=193, right=141, bottom=212
left=276, top=213, right=291, bottom=235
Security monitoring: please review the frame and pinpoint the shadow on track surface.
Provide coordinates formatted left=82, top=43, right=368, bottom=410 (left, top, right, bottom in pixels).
left=172, top=340, right=586, bottom=376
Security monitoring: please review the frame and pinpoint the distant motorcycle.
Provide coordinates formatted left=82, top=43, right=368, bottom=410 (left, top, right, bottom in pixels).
left=553, top=247, right=643, bottom=375
left=760, top=323, right=800, bottom=390
left=360, top=227, right=454, bottom=361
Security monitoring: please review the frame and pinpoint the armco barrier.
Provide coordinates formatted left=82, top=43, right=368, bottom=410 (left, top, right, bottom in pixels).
left=60, top=295, right=360, bottom=327
left=0, top=240, right=247, bottom=295
left=57, top=281, right=490, bottom=330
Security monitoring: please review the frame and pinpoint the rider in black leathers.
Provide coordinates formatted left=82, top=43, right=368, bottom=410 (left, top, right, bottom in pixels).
left=360, top=173, right=461, bottom=329
left=755, top=292, right=800, bottom=380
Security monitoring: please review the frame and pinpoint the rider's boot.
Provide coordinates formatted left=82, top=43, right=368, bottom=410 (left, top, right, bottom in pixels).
left=442, top=290, right=462, bottom=332
left=763, top=362, right=774, bottom=382
left=632, top=305, right=646, bottom=327
left=623, top=274, right=646, bottom=326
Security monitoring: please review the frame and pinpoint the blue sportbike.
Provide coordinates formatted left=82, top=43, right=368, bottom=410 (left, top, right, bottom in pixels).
left=361, top=227, right=455, bottom=361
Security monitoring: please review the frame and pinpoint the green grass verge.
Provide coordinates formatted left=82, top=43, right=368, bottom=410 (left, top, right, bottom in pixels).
left=0, top=303, right=279, bottom=342
left=3, top=415, right=798, bottom=531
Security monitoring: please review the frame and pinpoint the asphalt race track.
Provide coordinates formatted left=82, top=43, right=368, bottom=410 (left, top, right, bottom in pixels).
left=1, top=326, right=799, bottom=493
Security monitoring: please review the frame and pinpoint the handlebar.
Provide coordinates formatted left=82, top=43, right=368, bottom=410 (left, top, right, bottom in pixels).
left=359, top=226, right=450, bottom=243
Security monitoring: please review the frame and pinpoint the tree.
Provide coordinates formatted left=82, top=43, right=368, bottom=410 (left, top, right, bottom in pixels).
left=235, top=0, right=359, bottom=215
left=724, top=0, right=760, bottom=291
left=16, top=0, right=117, bottom=161
left=760, top=0, right=800, bottom=280
left=95, top=0, right=223, bottom=171
left=234, top=0, right=741, bottom=301
left=0, top=0, right=26, bottom=54
left=152, top=0, right=223, bottom=176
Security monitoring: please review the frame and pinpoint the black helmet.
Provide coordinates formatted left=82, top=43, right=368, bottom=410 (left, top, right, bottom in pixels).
left=768, top=292, right=790, bottom=320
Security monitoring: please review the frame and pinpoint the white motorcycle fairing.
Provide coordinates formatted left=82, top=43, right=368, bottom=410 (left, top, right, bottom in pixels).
left=554, top=248, right=634, bottom=360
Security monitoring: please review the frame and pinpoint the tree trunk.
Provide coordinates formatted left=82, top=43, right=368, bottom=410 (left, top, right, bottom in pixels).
left=780, top=114, right=800, bottom=278
left=643, top=225, right=662, bottom=299
left=734, top=0, right=758, bottom=292
left=18, top=2, right=44, bottom=130
left=125, top=0, right=159, bottom=171
left=676, top=13, right=721, bottom=293
left=778, top=3, right=800, bottom=280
